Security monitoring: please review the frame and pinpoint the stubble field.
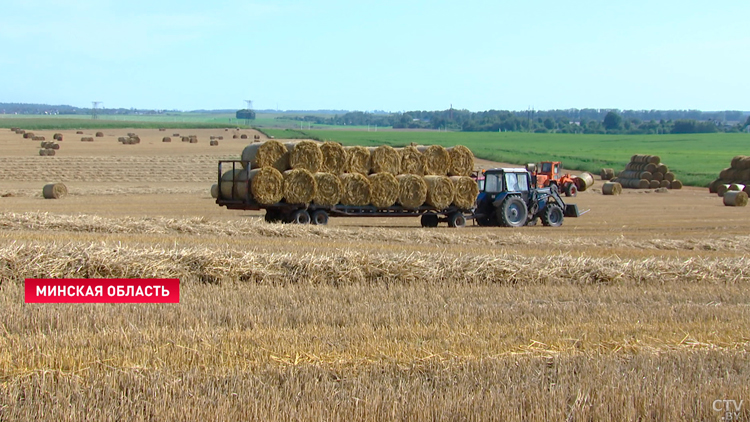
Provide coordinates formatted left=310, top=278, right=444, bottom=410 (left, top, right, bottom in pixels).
left=0, top=127, right=748, bottom=421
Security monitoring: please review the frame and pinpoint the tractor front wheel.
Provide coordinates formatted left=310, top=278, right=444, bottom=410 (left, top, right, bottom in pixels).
left=541, top=204, right=564, bottom=227
left=498, top=197, right=528, bottom=227
left=565, top=183, right=578, bottom=197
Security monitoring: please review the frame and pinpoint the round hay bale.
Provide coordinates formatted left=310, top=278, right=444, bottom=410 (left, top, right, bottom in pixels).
left=159, top=128, right=166, bottom=131
left=652, top=171, right=664, bottom=181
left=189, top=137, right=198, bottom=144
left=717, top=184, right=731, bottom=197
left=50, top=143, right=60, bottom=150
left=669, top=180, right=683, bottom=190
left=708, top=179, right=725, bottom=193
left=731, top=156, right=747, bottom=169
left=242, top=140, right=289, bottom=172
left=602, top=182, right=622, bottom=195
left=656, top=164, right=668, bottom=173
left=369, top=145, right=401, bottom=175
left=23, top=132, right=34, bottom=139
left=240, top=134, right=248, bottom=139
left=739, top=157, right=750, bottom=170
left=729, top=183, right=745, bottom=192
left=76, top=131, right=83, bottom=134
left=182, top=136, right=190, bottom=142
left=723, top=190, right=748, bottom=207
left=719, top=168, right=735, bottom=180
left=600, top=168, right=614, bottom=180
left=648, top=155, right=661, bottom=165
left=319, top=142, right=347, bottom=175
left=172, top=133, right=180, bottom=137
left=450, top=175, right=479, bottom=210
left=368, top=173, right=399, bottom=208
left=162, top=137, right=171, bottom=142
left=418, top=145, right=451, bottom=176
left=220, top=169, right=244, bottom=199
left=131, top=136, right=141, bottom=144
left=649, top=180, right=660, bottom=189
left=218, top=136, right=224, bottom=140
left=53, top=133, right=63, bottom=141
left=345, top=146, right=371, bottom=175
left=38, top=149, right=48, bottom=156
left=118, top=137, right=127, bottom=143
left=743, top=185, right=750, bottom=194
left=42, top=183, right=67, bottom=199
left=209, top=140, right=218, bottom=146
left=282, top=168, right=316, bottom=204
left=313, top=172, right=343, bottom=206
left=423, top=175, right=455, bottom=210
left=248, top=167, right=284, bottom=205
left=127, top=133, right=136, bottom=137
left=397, top=145, right=424, bottom=175
left=339, top=173, right=371, bottom=206
left=659, top=180, right=670, bottom=188
left=665, top=172, right=676, bottom=182
left=396, top=174, right=427, bottom=209
left=447, top=145, right=474, bottom=176
left=574, top=172, right=595, bottom=191
left=233, top=134, right=239, bottom=139
left=95, top=132, right=104, bottom=137
left=287, top=140, right=322, bottom=173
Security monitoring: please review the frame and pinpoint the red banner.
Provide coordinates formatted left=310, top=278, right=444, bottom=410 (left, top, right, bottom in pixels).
left=24, top=278, right=180, bottom=303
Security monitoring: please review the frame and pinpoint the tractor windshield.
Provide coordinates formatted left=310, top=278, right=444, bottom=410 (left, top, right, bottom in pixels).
left=541, top=162, right=552, bottom=173
left=484, top=173, right=501, bottom=193
left=505, top=172, right=529, bottom=192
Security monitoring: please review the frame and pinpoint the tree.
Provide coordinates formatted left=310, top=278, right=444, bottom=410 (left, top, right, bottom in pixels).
left=602, top=111, right=622, bottom=130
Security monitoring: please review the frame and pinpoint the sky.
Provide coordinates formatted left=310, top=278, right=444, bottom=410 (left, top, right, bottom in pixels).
left=1, top=0, right=749, bottom=112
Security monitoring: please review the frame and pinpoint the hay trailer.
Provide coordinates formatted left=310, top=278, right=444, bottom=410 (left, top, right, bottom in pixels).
left=215, top=160, right=473, bottom=227
left=474, top=168, right=582, bottom=227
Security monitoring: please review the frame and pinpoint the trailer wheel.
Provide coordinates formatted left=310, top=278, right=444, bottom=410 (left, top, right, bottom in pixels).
left=289, top=209, right=311, bottom=224
left=420, top=213, right=439, bottom=228
left=565, top=183, right=578, bottom=197
left=541, top=204, right=564, bottom=227
left=264, top=209, right=282, bottom=223
left=447, top=212, right=466, bottom=228
left=498, top=196, right=528, bottom=227
left=310, top=210, right=329, bottom=225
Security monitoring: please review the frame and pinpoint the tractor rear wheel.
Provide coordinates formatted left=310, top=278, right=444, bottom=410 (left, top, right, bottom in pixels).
left=565, top=183, right=578, bottom=197
left=264, top=209, right=282, bottom=223
left=498, top=196, right=528, bottom=227
left=541, top=204, right=564, bottom=227
left=420, top=213, right=439, bottom=228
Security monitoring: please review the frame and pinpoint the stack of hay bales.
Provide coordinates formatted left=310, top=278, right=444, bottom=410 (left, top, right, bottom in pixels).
left=709, top=156, right=750, bottom=196
left=611, top=154, right=682, bottom=190
left=119, top=135, right=140, bottom=145
left=80, top=137, right=94, bottom=142
left=53, top=133, right=63, bottom=141
left=224, top=140, right=477, bottom=210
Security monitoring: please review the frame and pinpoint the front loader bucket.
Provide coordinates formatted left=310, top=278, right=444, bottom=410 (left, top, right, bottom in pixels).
left=564, top=204, right=580, bottom=217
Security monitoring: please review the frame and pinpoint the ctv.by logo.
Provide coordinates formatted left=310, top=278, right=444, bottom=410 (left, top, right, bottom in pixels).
left=713, top=399, right=744, bottom=421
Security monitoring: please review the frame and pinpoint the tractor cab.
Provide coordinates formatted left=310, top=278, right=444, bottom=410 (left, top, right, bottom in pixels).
left=530, top=161, right=579, bottom=197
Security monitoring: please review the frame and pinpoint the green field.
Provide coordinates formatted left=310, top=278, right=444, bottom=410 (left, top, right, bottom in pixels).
left=264, top=129, right=750, bottom=187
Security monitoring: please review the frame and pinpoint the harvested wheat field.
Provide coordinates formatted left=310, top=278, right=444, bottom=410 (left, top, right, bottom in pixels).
left=0, top=127, right=748, bottom=421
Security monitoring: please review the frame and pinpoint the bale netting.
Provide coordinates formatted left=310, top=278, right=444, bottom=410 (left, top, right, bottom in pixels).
left=210, top=184, right=218, bottom=199
left=575, top=172, right=595, bottom=191
left=319, top=142, right=346, bottom=175
left=162, top=137, right=171, bottom=142
left=287, top=140, right=322, bottom=173
left=450, top=176, right=479, bottom=210
left=369, top=145, right=401, bottom=175
left=42, top=183, right=68, bottom=199
left=368, top=173, right=399, bottom=208
left=241, top=140, right=289, bottom=172
left=423, top=175, right=455, bottom=210
left=344, top=146, right=371, bottom=175
left=312, top=172, right=343, bottom=206
left=397, top=145, right=424, bottom=175
left=283, top=168, right=316, bottom=204
left=219, top=169, right=245, bottom=200
left=248, top=167, right=284, bottom=205
left=396, top=174, right=427, bottom=209
left=446, top=145, right=474, bottom=176
left=724, top=190, right=748, bottom=207
left=339, top=173, right=371, bottom=206
left=600, top=168, right=615, bottom=180
left=602, top=182, right=622, bottom=195
left=418, top=145, right=451, bottom=176
left=669, top=180, right=683, bottom=190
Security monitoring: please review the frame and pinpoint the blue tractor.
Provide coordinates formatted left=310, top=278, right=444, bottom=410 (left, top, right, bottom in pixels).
left=473, top=168, right=580, bottom=227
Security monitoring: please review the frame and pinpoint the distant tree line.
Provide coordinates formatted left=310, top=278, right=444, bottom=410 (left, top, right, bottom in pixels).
left=283, top=109, right=750, bottom=134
